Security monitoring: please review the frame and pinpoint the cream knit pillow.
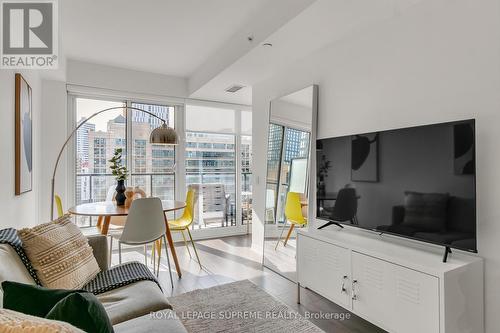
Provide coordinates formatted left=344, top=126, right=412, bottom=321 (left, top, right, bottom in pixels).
left=18, top=214, right=100, bottom=289
left=0, top=308, right=84, bottom=333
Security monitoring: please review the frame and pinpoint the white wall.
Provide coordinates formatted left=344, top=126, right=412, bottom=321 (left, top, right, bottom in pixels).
left=0, top=70, right=42, bottom=229
left=40, top=80, right=68, bottom=221
left=252, top=0, right=500, bottom=331
left=37, top=60, right=191, bottom=221
left=67, top=59, right=188, bottom=98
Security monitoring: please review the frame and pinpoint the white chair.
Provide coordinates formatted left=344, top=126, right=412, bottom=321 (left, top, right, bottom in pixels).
left=117, top=197, right=173, bottom=287
left=107, top=186, right=147, bottom=264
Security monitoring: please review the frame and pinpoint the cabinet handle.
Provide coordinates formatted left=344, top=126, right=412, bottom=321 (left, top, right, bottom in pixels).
left=341, top=275, right=348, bottom=294
left=352, top=279, right=358, bottom=301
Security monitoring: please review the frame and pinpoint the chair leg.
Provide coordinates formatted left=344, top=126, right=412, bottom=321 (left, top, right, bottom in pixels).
left=275, top=221, right=289, bottom=250
left=156, top=240, right=161, bottom=277
left=109, top=236, right=113, bottom=266
left=163, top=235, right=174, bottom=288
left=180, top=230, right=192, bottom=258
left=284, top=224, right=295, bottom=247
left=118, top=241, right=122, bottom=265
left=156, top=239, right=162, bottom=257
left=187, top=228, right=202, bottom=269
left=144, top=245, right=147, bottom=267
left=152, top=242, right=156, bottom=275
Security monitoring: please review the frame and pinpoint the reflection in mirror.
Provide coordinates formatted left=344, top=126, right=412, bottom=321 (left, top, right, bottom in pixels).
left=263, top=85, right=317, bottom=282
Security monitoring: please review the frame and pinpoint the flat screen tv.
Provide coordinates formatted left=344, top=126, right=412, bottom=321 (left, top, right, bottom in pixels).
left=316, top=119, right=477, bottom=253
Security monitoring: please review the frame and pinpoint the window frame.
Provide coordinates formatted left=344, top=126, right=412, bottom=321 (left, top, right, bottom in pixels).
left=67, top=91, right=252, bottom=239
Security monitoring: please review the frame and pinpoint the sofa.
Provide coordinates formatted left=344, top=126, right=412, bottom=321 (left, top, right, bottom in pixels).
left=378, top=196, right=476, bottom=249
left=0, top=234, right=187, bottom=333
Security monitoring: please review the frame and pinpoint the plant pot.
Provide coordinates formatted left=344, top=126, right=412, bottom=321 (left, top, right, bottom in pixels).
left=115, top=180, right=126, bottom=206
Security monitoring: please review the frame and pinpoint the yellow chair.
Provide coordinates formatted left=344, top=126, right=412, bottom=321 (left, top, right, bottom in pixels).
left=55, top=195, right=64, bottom=218
left=275, top=192, right=307, bottom=249
left=154, top=189, right=202, bottom=269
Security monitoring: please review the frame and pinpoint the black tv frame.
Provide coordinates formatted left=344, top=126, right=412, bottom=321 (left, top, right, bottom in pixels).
left=315, top=119, right=478, bottom=259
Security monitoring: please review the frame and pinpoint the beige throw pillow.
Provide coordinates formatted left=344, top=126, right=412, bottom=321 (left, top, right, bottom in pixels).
left=0, top=308, right=84, bottom=333
left=18, top=214, right=100, bottom=289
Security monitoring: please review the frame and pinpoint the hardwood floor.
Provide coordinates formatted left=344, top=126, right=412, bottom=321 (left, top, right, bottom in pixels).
left=111, top=234, right=386, bottom=333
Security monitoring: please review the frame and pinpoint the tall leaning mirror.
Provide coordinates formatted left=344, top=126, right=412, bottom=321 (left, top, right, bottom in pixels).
left=263, top=85, right=318, bottom=282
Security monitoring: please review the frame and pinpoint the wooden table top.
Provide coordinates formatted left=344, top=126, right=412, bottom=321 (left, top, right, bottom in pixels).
left=68, top=200, right=186, bottom=217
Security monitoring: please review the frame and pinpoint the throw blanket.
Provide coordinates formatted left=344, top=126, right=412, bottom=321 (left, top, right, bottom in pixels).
left=0, top=228, right=42, bottom=285
left=0, top=228, right=161, bottom=295
left=83, top=261, right=162, bottom=295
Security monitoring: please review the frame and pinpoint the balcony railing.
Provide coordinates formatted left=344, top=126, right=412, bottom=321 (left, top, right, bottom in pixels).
left=75, top=172, right=252, bottom=227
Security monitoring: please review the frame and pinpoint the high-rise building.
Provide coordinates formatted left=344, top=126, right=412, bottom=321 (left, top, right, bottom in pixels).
left=76, top=118, right=95, bottom=171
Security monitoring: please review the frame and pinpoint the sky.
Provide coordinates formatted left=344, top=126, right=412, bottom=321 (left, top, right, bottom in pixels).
left=76, top=98, right=124, bottom=132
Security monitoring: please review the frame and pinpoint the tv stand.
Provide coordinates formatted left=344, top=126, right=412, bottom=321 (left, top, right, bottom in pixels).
left=442, top=246, right=452, bottom=263
left=317, top=221, right=344, bottom=229
left=297, top=228, right=484, bottom=333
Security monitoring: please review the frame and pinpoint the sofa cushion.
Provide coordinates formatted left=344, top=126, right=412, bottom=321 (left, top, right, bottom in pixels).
left=97, top=280, right=171, bottom=325
left=0, top=244, right=36, bottom=308
left=402, top=191, right=449, bottom=232
left=0, top=308, right=84, bottom=333
left=413, top=231, right=474, bottom=245
left=451, top=238, right=476, bottom=250
left=46, top=292, right=113, bottom=333
left=18, top=214, right=100, bottom=289
left=2, top=281, right=76, bottom=317
left=447, top=197, right=476, bottom=233
left=114, top=310, right=187, bottom=333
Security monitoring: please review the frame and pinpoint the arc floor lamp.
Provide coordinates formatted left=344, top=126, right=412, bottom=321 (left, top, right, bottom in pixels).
left=50, top=106, right=178, bottom=220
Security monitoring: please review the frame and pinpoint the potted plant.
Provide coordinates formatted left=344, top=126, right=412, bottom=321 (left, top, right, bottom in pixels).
left=109, top=148, right=128, bottom=206
left=317, top=154, right=331, bottom=197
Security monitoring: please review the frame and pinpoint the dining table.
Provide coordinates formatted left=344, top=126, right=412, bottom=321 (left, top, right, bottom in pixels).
left=68, top=200, right=186, bottom=278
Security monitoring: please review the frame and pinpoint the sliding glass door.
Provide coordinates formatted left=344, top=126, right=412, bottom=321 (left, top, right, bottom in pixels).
left=75, top=98, right=126, bottom=227
left=72, top=95, right=252, bottom=237
left=130, top=102, right=175, bottom=200
left=74, top=98, right=176, bottom=227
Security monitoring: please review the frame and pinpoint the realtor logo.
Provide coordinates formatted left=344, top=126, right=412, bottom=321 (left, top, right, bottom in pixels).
left=1, top=0, right=58, bottom=69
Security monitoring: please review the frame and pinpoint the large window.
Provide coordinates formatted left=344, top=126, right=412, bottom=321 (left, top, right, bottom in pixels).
left=75, top=98, right=125, bottom=226
left=74, top=98, right=175, bottom=227
left=130, top=102, right=175, bottom=200
left=73, top=96, right=251, bottom=234
left=241, top=111, right=252, bottom=224
left=185, top=105, right=252, bottom=229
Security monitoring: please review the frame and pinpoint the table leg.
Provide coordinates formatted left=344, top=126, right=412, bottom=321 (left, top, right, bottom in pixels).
left=164, top=215, right=182, bottom=278
left=97, top=216, right=103, bottom=228
left=101, top=216, right=111, bottom=235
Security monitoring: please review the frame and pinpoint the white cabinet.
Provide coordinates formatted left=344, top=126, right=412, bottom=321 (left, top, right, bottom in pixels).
left=297, top=229, right=484, bottom=333
left=298, top=235, right=350, bottom=308
left=351, top=252, right=439, bottom=333
left=351, top=251, right=396, bottom=330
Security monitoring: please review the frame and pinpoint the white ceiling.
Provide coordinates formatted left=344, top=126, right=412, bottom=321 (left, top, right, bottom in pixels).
left=61, top=0, right=425, bottom=105
left=61, top=0, right=271, bottom=77
left=190, top=0, right=426, bottom=105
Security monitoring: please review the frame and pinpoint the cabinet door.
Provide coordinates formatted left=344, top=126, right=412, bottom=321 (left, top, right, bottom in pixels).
left=298, top=234, right=350, bottom=308
left=352, top=252, right=439, bottom=333
left=389, top=263, right=439, bottom=333
left=351, top=251, right=394, bottom=330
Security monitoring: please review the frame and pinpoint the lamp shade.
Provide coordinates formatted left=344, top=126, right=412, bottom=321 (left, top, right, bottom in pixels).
left=150, top=123, right=178, bottom=145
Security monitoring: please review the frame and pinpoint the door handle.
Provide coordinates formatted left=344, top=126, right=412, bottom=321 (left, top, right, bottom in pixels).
left=341, top=275, right=348, bottom=294
left=352, top=279, right=358, bottom=301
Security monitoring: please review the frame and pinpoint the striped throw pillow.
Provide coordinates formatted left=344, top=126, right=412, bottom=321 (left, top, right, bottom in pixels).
left=0, top=308, right=84, bottom=333
left=18, top=215, right=100, bottom=290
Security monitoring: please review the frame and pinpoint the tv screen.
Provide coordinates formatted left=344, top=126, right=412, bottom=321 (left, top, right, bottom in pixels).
left=316, top=119, right=476, bottom=253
